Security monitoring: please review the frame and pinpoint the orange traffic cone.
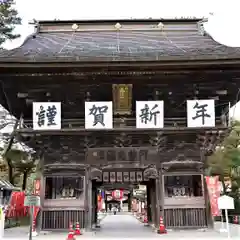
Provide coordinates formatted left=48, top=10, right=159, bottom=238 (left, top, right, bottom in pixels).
left=66, top=222, right=76, bottom=240
left=157, top=217, right=167, bottom=234
left=75, top=222, right=82, bottom=235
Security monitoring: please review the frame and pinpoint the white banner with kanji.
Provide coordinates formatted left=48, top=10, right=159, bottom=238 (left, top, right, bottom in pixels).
left=32, top=102, right=61, bottom=130
left=85, top=101, right=113, bottom=129
left=136, top=101, right=164, bottom=128
left=187, top=99, right=215, bottom=127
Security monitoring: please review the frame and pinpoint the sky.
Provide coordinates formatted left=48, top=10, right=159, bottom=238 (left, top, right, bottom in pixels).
left=4, top=0, right=240, bottom=49
left=1, top=0, right=240, bottom=128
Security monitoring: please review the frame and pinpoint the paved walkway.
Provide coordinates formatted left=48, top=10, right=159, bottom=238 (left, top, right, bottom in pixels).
left=94, top=212, right=155, bottom=238
left=2, top=215, right=240, bottom=239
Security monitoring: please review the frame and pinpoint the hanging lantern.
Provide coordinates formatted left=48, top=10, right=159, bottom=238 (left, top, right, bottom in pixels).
left=112, top=190, right=123, bottom=200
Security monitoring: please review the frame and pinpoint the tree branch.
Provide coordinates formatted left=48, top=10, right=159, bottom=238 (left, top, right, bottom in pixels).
left=2, top=114, right=22, bottom=157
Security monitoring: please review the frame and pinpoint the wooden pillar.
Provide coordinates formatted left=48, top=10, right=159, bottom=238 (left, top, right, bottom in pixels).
left=84, top=168, right=92, bottom=230
left=91, top=183, right=98, bottom=226
left=105, top=193, right=108, bottom=212
left=39, top=174, right=45, bottom=231
left=91, top=186, right=94, bottom=225
left=146, top=183, right=152, bottom=223
left=159, top=168, right=164, bottom=218
left=88, top=180, right=92, bottom=229
left=155, top=177, right=161, bottom=227
left=128, top=192, right=132, bottom=212
left=150, top=180, right=156, bottom=226
left=95, top=186, right=97, bottom=225
left=200, top=150, right=211, bottom=227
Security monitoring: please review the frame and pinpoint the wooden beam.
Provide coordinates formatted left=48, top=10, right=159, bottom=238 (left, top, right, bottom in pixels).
left=1, top=58, right=240, bottom=69
left=16, top=126, right=228, bottom=135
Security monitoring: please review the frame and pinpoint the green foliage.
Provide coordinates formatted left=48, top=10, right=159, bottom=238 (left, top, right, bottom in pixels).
left=0, top=0, right=21, bottom=46
left=207, top=121, right=240, bottom=210
left=0, top=146, right=37, bottom=189
left=207, top=121, right=240, bottom=179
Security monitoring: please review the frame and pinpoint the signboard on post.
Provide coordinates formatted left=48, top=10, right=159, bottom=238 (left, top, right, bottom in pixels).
left=24, top=195, right=40, bottom=207
left=218, top=195, right=234, bottom=210
left=218, top=195, right=235, bottom=238
left=24, top=195, right=40, bottom=239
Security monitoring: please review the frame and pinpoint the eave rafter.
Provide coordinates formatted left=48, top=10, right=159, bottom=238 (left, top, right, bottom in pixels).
left=158, top=130, right=226, bottom=168
left=197, top=129, right=228, bottom=156
left=149, top=131, right=166, bottom=152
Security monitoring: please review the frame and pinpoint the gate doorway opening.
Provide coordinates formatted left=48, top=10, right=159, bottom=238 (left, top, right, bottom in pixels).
left=90, top=168, right=161, bottom=231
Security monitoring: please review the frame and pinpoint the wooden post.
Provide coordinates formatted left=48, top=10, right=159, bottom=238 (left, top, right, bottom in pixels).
left=84, top=167, right=92, bottom=230
left=155, top=177, right=161, bottom=228
left=39, top=175, right=45, bottom=231
left=146, top=184, right=152, bottom=223
left=150, top=180, right=156, bottom=227
left=88, top=177, right=92, bottom=229
left=94, top=186, right=98, bottom=225
left=159, top=168, right=164, bottom=218
left=128, top=192, right=132, bottom=212
left=202, top=173, right=211, bottom=227
left=91, top=185, right=95, bottom=226
left=200, top=150, right=211, bottom=227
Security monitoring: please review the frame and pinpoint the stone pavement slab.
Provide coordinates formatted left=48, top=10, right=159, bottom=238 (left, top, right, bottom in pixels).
left=214, top=221, right=240, bottom=238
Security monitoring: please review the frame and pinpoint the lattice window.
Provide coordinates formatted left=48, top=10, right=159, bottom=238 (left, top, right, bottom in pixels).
left=45, top=176, right=84, bottom=199
left=164, top=175, right=202, bottom=197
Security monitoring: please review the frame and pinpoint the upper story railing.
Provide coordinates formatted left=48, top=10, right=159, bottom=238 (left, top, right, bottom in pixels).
left=21, top=116, right=229, bottom=131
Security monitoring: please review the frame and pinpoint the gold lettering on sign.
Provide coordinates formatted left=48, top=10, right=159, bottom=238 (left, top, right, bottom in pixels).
left=112, top=84, right=132, bottom=115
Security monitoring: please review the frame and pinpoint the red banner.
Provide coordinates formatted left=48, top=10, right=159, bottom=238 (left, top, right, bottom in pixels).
left=34, top=179, right=41, bottom=196
left=205, top=176, right=221, bottom=216
left=33, top=179, right=41, bottom=231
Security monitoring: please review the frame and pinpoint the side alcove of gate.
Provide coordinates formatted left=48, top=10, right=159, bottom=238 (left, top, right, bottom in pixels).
left=41, top=165, right=85, bottom=230
left=162, top=160, right=207, bottom=229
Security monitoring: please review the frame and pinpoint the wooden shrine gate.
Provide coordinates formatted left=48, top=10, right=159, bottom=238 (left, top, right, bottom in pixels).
left=85, top=147, right=161, bottom=228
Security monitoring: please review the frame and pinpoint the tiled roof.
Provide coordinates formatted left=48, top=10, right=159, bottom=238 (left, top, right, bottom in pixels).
left=0, top=19, right=240, bottom=62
